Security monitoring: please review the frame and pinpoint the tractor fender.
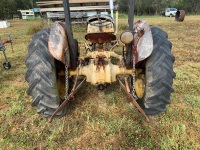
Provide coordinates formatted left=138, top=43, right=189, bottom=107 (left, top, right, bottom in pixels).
left=48, top=21, right=70, bottom=65
left=134, top=20, right=153, bottom=62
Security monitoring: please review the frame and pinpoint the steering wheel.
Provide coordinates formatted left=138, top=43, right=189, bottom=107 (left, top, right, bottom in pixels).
left=88, top=14, right=113, bottom=27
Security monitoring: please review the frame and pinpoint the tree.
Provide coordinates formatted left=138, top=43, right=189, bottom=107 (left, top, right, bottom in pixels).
left=117, top=0, right=129, bottom=13
left=0, top=0, right=32, bottom=19
left=0, top=0, right=200, bottom=19
left=117, top=0, right=200, bottom=15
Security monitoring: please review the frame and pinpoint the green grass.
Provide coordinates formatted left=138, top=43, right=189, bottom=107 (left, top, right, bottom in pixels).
left=0, top=15, right=200, bottom=149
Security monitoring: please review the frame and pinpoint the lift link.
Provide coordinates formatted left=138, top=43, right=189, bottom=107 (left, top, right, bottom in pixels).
left=118, top=60, right=150, bottom=122
left=117, top=77, right=150, bottom=122
left=49, top=64, right=86, bottom=123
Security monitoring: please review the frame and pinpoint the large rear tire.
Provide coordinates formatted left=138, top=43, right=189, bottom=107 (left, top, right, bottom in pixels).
left=137, top=26, right=176, bottom=115
left=25, top=29, right=67, bottom=118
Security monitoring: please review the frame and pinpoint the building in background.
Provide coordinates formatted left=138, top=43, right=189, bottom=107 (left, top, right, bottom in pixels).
left=18, top=9, right=35, bottom=20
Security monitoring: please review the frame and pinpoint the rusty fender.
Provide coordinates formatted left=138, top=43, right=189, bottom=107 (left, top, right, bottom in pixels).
left=48, top=21, right=70, bottom=65
left=134, top=19, right=153, bottom=62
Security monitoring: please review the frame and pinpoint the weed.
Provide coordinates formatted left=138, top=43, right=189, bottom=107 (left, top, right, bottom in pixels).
left=118, top=23, right=128, bottom=30
left=27, top=21, right=49, bottom=35
left=184, top=94, right=200, bottom=107
left=160, top=124, right=196, bottom=150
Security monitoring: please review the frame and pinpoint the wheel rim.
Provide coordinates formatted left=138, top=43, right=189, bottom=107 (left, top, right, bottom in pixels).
left=135, top=69, right=145, bottom=99
left=3, top=62, right=11, bottom=70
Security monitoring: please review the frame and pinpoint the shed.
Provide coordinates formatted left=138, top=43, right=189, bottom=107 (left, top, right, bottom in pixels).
left=36, top=0, right=116, bottom=23
left=18, top=9, right=35, bottom=20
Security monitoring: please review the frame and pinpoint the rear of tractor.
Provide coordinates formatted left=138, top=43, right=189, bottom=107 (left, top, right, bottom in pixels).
left=25, top=0, right=175, bottom=122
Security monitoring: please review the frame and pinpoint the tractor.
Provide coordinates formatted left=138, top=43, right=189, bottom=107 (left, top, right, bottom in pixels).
left=25, top=0, right=175, bottom=122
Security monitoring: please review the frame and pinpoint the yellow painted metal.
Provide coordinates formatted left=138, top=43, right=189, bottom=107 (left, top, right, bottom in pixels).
left=114, top=10, right=118, bottom=35
left=120, top=31, right=134, bottom=44
left=69, top=51, right=132, bottom=85
left=57, top=76, right=66, bottom=99
left=80, top=50, right=123, bottom=60
left=135, top=69, right=145, bottom=99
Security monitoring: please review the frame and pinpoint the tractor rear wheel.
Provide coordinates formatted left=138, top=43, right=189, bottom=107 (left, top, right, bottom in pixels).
left=137, top=26, right=176, bottom=115
left=25, top=29, right=67, bottom=118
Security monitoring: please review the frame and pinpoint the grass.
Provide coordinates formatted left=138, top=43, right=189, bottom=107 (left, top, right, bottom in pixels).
left=0, top=15, right=200, bottom=149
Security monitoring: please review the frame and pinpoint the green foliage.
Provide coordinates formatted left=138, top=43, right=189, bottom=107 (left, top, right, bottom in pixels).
left=118, top=23, right=128, bottom=30
left=0, top=0, right=32, bottom=19
left=117, top=0, right=200, bottom=15
left=160, top=124, right=196, bottom=149
left=27, top=21, right=49, bottom=35
left=117, top=0, right=128, bottom=13
left=0, top=0, right=200, bottom=19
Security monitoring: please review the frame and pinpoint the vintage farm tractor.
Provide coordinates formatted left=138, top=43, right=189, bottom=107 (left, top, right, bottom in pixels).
left=0, top=33, right=13, bottom=69
left=25, top=0, right=175, bottom=122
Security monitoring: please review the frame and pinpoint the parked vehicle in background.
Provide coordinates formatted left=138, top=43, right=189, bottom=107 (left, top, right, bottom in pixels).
left=165, top=8, right=177, bottom=17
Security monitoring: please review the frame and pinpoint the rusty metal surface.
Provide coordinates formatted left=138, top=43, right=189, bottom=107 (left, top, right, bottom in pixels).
left=85, top=33, right=116, bottom=43
left=117, top=77, right=150, bottom=122
left=87, top=15, right=115, bottom=34
left=175, top=10, right=185, bottom=22
left=48, top=21, right=69, bottom=64
left=76, top=51, right=132, bottom=85
left=134, top=19, right=153, bottom=62
left=86, top=15, right=115, bottom=44
left=49, top=67, right=86, bottom=123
